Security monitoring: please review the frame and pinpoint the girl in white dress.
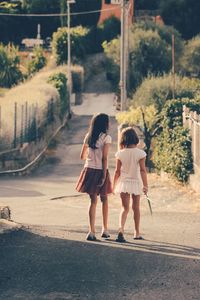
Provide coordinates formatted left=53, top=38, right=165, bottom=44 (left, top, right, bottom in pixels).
left=113, top=127, right=148, bottom=242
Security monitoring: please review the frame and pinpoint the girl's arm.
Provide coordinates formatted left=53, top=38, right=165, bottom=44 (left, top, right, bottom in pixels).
left=98, top=143, right=110, bottom=186
left=139, top=157, right=148, bottom=195
left=80, top=144, right=88, bottom=160
left=113, top=159, right=121, bottom=192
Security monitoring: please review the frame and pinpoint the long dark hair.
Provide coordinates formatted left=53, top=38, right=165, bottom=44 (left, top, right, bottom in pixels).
left=87, top=113, right=109, bottom=149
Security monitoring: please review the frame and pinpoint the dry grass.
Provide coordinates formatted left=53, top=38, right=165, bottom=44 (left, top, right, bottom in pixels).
left=0, top=62, right=69, bottom=145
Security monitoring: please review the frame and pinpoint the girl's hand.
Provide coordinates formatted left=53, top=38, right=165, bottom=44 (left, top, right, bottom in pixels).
left=143, top=186, right=148, bottom=195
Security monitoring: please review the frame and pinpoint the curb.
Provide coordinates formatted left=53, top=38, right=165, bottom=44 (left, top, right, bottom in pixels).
left=0, top=113, right=71, bottom=177
left=0, top=219, right=22, bottom=235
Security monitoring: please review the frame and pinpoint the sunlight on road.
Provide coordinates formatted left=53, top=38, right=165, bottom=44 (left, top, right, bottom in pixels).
left=73, top=93, right=116, bottom=117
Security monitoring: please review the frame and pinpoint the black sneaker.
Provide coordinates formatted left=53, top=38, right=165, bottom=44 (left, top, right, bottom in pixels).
left=101, top=231, right=110, bottom=238
left=86, top=233, right=97, bottom=241
left=116, top=232, right=126, bottom=243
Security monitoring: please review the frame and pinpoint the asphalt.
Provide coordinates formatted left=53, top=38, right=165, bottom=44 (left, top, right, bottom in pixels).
left=0, top=80, right=200, bottom=299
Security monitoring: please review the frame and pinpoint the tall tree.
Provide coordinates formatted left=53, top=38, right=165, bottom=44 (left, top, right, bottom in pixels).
left=159, top=0, right=200, bottom=39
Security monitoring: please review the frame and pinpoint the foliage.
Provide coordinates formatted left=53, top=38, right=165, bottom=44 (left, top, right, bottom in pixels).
left=48, top=72, right=69, bottom=120
left=71, top=66, right=84, bottom=93
left=99, top=16, right=120, bottom=45
left=181, top=35, right=200, bottom=77
left=0, top=43, right=23, bottom=88
left=71, top=0, right=101, bottom=27
left=103, top=22, right=183, bottom=92
left=135, top=0, right=159, bottom=10
left=103, top=38, right=120, bottom=88
left=132, top=75, right=200, bottom=112
left=159, top=0, right=200, bottom=39
left=0, top=0, right=101, bottom=44
left=52, top=26, right=89, bottom=65
left=153, top=126, right=193, bottom=182
left=27, top=47, right=47, bottom=75
left=132, top=21, right=184, bottom=71
left=153, top=99, right=200, bottom=182
left=129, top=28, right=171, bottom=90
left=116, top=105, right=160, bottom=165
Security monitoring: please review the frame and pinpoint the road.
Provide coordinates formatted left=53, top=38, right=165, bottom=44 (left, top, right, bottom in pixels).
left=0, top=87, right=200, bottom=299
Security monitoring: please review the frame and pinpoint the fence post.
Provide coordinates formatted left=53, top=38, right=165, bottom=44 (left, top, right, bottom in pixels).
left=193, top=112, right=197, bottom=165
left=197, top=114, right=200, bottom=167
left=20, top=104, right=24, bottom=147
left=13, top=102, right=17, bottom=148
left=24, top=101, right=28, bottom=142
left=0, top=105, right=1, bottom=138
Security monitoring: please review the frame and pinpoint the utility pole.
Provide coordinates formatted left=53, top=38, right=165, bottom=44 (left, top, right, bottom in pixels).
left=120, top=0, right=129, bottom=111
left=172, top=33, right=175, bottom=99
left=67, top=0, right=75, bottom=113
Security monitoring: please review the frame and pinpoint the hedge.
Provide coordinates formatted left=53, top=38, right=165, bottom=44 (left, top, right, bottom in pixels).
left=48, top=72, right=69, bottom=120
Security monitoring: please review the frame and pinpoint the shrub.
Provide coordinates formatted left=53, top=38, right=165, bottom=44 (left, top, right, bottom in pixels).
left=71, top=65, right=84, bottom=93
left=153, top=126, right=193, bottom=182
left=52, top=26, right=89, bottom=65
left=132, top=21, right=184, bottom=70
left=48, top=72, right=69, bottom=120
left=181, top=35, right=200, bottom=77
left=27, top=47, right=47, bottom=75
left=0, top=43, right=22, bottom=88
left=153, top=98, right=200, bottom=182
left=132, top=75, right=200, bottom=112
left=103, top=23, right=182, bottom=92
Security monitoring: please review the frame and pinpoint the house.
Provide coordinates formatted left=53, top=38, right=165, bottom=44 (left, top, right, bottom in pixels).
left=98, top=0, right=134, bottom=24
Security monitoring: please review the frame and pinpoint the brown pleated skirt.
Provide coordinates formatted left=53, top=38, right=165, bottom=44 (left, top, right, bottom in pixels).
left=76, top=167, right=112, bottom=196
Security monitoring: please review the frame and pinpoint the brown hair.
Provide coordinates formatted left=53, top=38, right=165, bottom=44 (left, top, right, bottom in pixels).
left=119, top=127, right=139, bottom=148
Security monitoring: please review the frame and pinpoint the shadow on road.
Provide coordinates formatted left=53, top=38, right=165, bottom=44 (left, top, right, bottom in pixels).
left=0, top=228, right=199, bottom=300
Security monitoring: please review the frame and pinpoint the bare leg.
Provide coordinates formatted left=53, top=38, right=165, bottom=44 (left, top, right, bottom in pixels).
left=100, top=195, right=108, bottom=232
left=119, top=193, right=130, bottom=233
left=89, top=194, right=98, bottom=234
left=132, top=194, right=140, bottom=237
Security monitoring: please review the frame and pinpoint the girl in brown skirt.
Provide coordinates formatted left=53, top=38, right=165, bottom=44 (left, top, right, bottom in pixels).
left=76, top=113, right=112, bottom=241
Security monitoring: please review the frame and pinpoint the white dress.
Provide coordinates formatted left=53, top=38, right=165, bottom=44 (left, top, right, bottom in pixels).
left=114, top=147, right=146, bottom=195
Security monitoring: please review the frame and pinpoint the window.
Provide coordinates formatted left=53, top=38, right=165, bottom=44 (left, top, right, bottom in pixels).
left=105, top=0, right=121, bottom=4
left=111, top=0, right=121, bottom=4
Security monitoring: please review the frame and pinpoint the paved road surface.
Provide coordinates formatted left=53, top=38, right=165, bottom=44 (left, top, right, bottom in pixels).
left=0, top=90, right=200, bottom=300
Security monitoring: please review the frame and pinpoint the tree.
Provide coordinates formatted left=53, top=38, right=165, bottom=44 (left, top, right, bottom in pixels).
left=181, top=36, right=200, bottom=77
left=135, top=0, right=159, bottom=10
left=0, top=44, right=23, bottom=88
left=159, top=0, right=200, bottom=39
left=71, top=0, right=101, bottom=27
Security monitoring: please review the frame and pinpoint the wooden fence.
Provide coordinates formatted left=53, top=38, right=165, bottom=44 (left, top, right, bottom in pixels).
left=183, top=105, right=200, bottom=170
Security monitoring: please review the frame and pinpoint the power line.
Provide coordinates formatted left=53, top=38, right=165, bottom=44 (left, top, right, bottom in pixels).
left=0, top=6, right=120, bottom=17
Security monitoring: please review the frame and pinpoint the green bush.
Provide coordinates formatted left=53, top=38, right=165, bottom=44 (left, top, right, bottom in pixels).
left=132, top=75, right=200, bottom=112
left=71, top=66, right=84, bottom=93
left=0, top=43, right=22, bottom=88
left=27, top=47, right=47, bottom=75
left=181, top=35, right=200, bottom=77
left=153, top=98, right=200, bottom=182
left=85, top=16, right=121, bottom=54
left=52, top=26, right=89, bottom=65
left=48, top=72, right=69, bottom=120
left=103, top=22, right=183, bottom=92
left=153, top=126, right=193, bottom=182
left=132, top=21, right=184, bottom=69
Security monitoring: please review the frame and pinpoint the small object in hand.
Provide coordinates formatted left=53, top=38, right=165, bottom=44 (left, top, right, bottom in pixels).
left=146, top=195, right=153, bottom=215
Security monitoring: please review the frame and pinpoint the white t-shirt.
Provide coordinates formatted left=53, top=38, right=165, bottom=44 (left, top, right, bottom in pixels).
left=84, top=133, right=112, bottom=170
left=114, top=147, right=146, bottom=195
